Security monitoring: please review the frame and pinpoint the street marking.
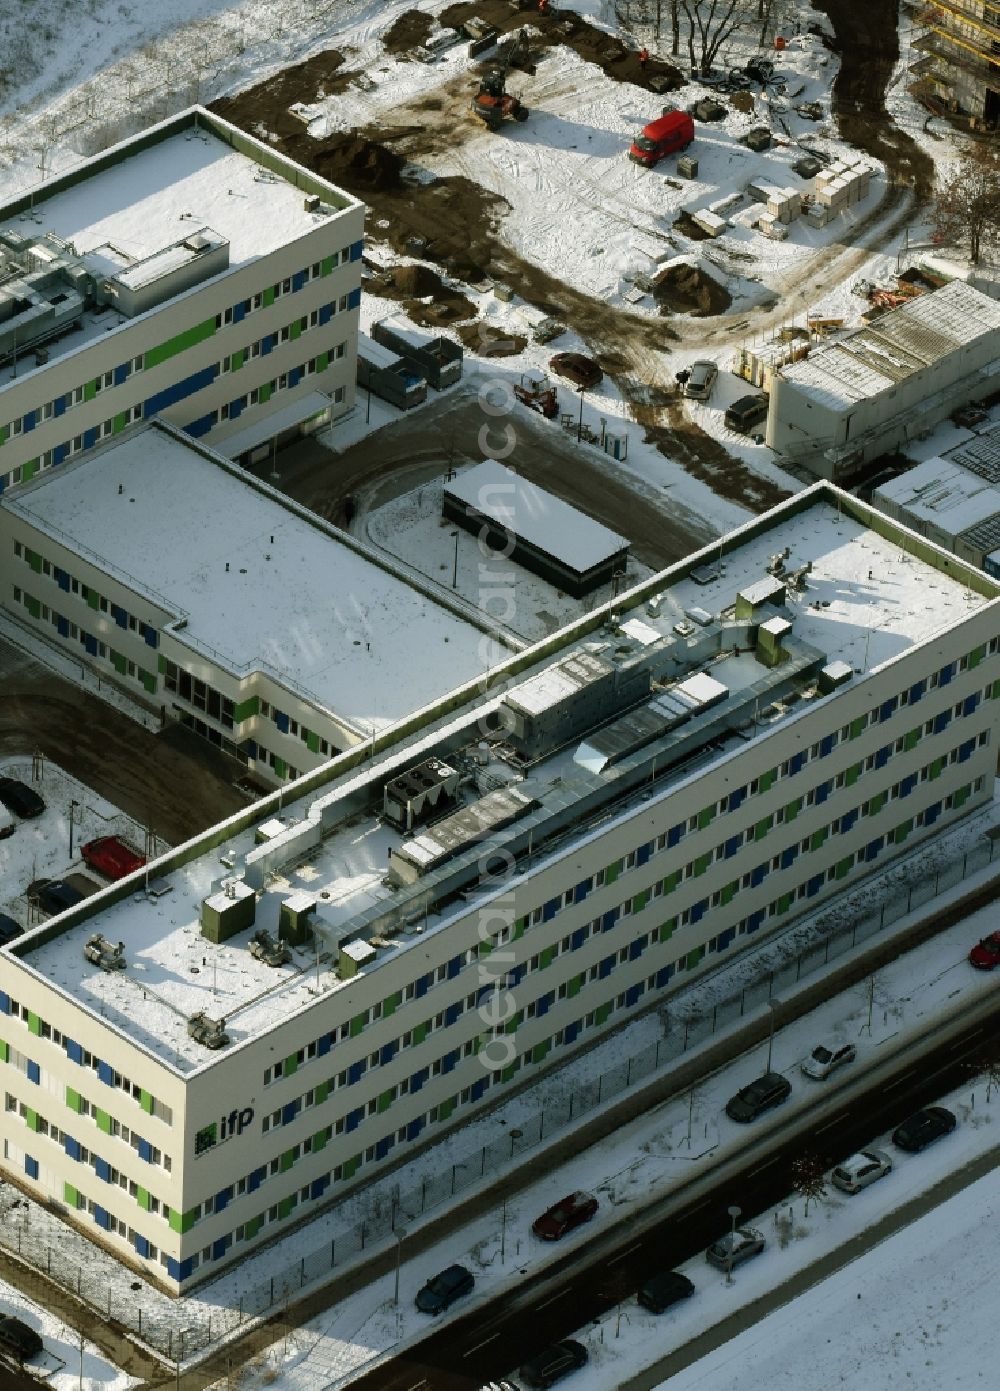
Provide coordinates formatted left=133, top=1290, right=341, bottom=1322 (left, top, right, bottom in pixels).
left=608, top=1243, right=643, bottom=1267
left=537, top=1289, right=571, bottom=1310
left=463, top=1334, right=500, bottom=1357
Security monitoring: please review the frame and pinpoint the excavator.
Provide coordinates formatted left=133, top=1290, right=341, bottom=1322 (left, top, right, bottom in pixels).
left=471, top=31, right=531, bottom=130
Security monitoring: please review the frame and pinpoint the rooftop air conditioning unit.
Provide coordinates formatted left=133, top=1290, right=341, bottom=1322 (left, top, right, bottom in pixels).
left=249, top=928, right=291, bottom=968
left=83, top=935, right=126, bottom=971
left=187, top=1012, right=230, bottom=1050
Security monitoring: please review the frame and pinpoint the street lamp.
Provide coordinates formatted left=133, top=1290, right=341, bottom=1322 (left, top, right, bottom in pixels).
left=726, top=1204, right=742, bottom=1286
left=68, top=799, right=80, bottom=858
left=451, top=529, right=460, bottom=589
left=509, top=1126, right=523, bottom=1161
left=393, top=1225, right=407, bottom=1307
left=576, top=384, right=588, bottom=442
left=765, top=1000, right=776, bottom=1074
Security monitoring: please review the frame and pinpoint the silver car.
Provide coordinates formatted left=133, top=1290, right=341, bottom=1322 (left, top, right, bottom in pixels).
left=706, top=1226, right=765, bottom=1269
left=801, top=1039, right=857, bottom=1081
left=684, top=359, right=719, bottom=401
left=831, top=1149, right=892, bottom=1194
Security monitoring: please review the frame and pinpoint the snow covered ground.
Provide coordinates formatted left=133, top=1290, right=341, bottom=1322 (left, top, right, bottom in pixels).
left=0, top=1268, right=138, bottom=1391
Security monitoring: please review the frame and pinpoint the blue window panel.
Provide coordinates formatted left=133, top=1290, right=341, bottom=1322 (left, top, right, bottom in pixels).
left=233, top=300, right=247, bottom=324
left=274, top=710, right=290, bottom=733
left=262, top=333, right=275, bottom=355
left=717, top=926, right=736, bottom=951
left=598, top=954, right=614, bottom=979
left=625, top=984, right=642, bottom=1007
left=476, top=984, right=495, bottom=1009
left=240, top=739, right=257, bottom=760
left=348, top=286, right=361, bottom=310
left=64, top=1136, right=81, bottom=1161
left=901, top=773, right=917, bottom=797
left=750, top=862, right=767, bottom=888
left=54, top=395, right=66, bottom=417
left=747, top=909, right=765, bottom=934
left=0, top=992, right=7, bottom=1014
left=317, top=1032, right=333, bottom=1057
left=346, top=1107, right=363, bottom=1133
left=470, top=1077, right=487, bottom=1102
left=166, top=1255, right=194, bottom=1282
left=406, top=1118, right=424, bottom=1142
left=134, top=1234, right=150, bottom=1258
left=215, top=1186, right=233, bottom=1213
left=53, top=443, right=69, bottom=465
left=347, top=1061, right=365, bottom=1086
left=374, top=1135, right=392, bottom=1161
left=939, top=662, right=954, bottom=686
left=350, top=241, right=363, bottom=261
left=565, top=1020, right=582, bottom=1044
left=98, top=1060, right=114, bottom=1086
left=925, top=801, right=942, bottom=826
left=537, top=991, right=554, bottom=1016
left=23, top=410, right=36, bottom=434
left=789, top=751, right=806, bottom=775
left=442, top=1048, right=459, bottom=1074
left=571, top=927, right=587, bottom=950
left=137, top=1138, right=152, bottom=1162
left=318, top=304, right=332, bottom=326
left=292, top=270, right=308, bottom=292
left=447, top=954, right=462, bottom=979
left=95, top=1157, right=111, bottom=1183
left=57, top=616, right=69, bottom=638
left=628, top=938, right=644, bottom=961
left=411, top=1067, right=428, bottom=1093
left=94, top=1204, right=110, bottom=1230
left=655, top=965, right=674, bottom=988
left=865, top=837, right=884, bottom=862
left=841, top=808, right=858, bottom=834
left=816, top=780, right=831, bottom=805
left=724, top=835, right=740, bottom=859
left=819, top=734, right=835, bottom=757
left=84, top=634, right=98, bottom=657
left=114, top=363, right=130, bottom=386
left=543, top=898, right=559, bottom=922
left=184, top=412, right=215, bottom=439
left=691, top=897, right=709, bottom=923
left=110, top=604, right=126, bottom=628
left=143, top=626, right=157, bottom=649
left=26, top=1060, right=40, bottom=1085
left=880, top=698, right=897, bottom=722
left=55, top=567, right=70, bottom=591
left=380, top=1040, right=397, bottom=1067
left=958, top=739, right=974, bottom=763
left=65, top=1037, right=82, bottom=1063
left=667, top=823, right=683, bottom=847
left=282, top=1099, right=301, bottom=1125
left=807, top=873, right=824, bottom=897
left=781, top=845, right=799, bottom=870
left=602, top=908, right=620, bottom=933
left=963, top=693, right=980, bottom=717
left=248, top=1166, right=266, bottom=1193
left=445, top=1002, right=461, bottom=1026
left=508, top=963, right=527, bottom=987
left=83, top=427, right=98, bottom=450
left=415, top=973, right=429, bottom=998
left=573, top=879, right=590, bottom=904
left=909, top=679, right=926, bottom=704
left=933, top=710, right=951, bottom=735
left=289, top=366, right=303, bottom=389
left=636, top=842, right=652, bottom=866
left=875, top=745, right=890, bottom=769
left=729, top=786, right=746, bottom=811
left=229, top=398, right=243, bottom=421
left=310, top=1175, right=330, bottom=1200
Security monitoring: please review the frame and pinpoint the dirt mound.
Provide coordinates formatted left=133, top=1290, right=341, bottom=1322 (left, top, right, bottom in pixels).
left=456, top=322, right=527, bottom=357
left=312, top=134, right=404, bottom=191
left=730, top=90, right=755, bottom=114
left=653, top=263, right=732, bottom=317
left=391, top=264, right=448, bottom=297
left=383, top=10, right=434, bottom=54
left=364, top=262, right=478, bottom=326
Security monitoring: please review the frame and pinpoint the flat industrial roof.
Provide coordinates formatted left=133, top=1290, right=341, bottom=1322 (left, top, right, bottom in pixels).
left=5, top=425, right=502, bottom=732
left=445, top=460, right=630, bottom=575
left=874, top=458, right=1000, bottom=539
left=14, top=492, right=993, bottom=1071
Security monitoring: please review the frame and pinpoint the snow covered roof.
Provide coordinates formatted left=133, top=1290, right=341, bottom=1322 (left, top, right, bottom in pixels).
left=874, top=458, right=1000, bottom=541
left=445, top=460, right=630, bottom=575
left=5, top=424, right=499, bottom=733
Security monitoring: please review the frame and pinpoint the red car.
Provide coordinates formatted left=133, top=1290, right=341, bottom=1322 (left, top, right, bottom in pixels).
left=532, top=1191, right=598, bottom=1241
left=969, top=931, right=1000, bottom=970
left=81, top=836, right=146, bottom=881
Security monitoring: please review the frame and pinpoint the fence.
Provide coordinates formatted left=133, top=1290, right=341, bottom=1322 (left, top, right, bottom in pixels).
left=0, top=836, right=996, bottom=1362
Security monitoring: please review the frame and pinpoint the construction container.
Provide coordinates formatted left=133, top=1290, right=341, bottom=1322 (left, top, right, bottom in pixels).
left=677, top=155, right=699, bottom=178
left=693, top=209, right=727, bottom=238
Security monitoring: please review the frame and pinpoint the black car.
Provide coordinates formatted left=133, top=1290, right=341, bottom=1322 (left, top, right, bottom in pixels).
left=637, top=1269, right=695, bottom=1314
left=892, top=1106, right=957, bottom=1153
left=0, top=913, right=23, bottom=947
left=415, top=1264, right=474, bottom=1314
left=521, top=1340, right=588, bottom=1389
left=29, top=880, right=84, bottom=916
left=725, top=1071, right=791, bottom=1123
left=0, top=1313, right=43, bottom=1360
left=0, top=778, right=45, bottom=819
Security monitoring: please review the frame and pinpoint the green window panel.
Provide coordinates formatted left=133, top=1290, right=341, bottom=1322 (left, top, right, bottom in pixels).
left=113, top=411, right=128, bottom=434
left=383, top=991, right=400, bottom=1018
left=259, top=382, right=272, bottom=404
left=658, top=918, right=677, bottom=943
left=514, top=917, right=527, bottom=940
left=505, top=1010, right=523, bottom=1034
left=321, top=255, right=335, bottom=276
left=845, top=762, right=862, bottom=786
left=928, top=757, right=943, bottom=781
left=169, top=1207, right=196, bottom=1234
left=84, top=379, right=98, bottom=402
left=694, top=852, right=711, bottom=877
left=539, top=945, right=555, bottom=969
left=284, top=1052, right=298, bottom=1077
left=290, top=320, right=302, bottom=341
left=141, top=670, right=156, bottom=695
left=633, top=889, right=649, bottom=913
left=349, top=1013, right=365, bottom=1038
left=278, top=1195, right=295, bottom=1220
left=64, top=1182, right=79, bottom=1207
left=835, top=856, right=852, bottom=880
left=27, top=1011, right=41, bottom=1036
left=894, top=819, right=913, bottom=844
left=245, top=1214, right=263, bottom=1239
left=140, top=1088, right=154, bottom=1115
left=143, top=316, right=216, bottom=370
left=306, top=729, right=320, bottom=754
left=314, top=1080, right=329, bottom=1105
left=478, top=940, right=492, bottom=958
left=136, top=1186, right=150, bottom=1211
left=720, top=880, right=738, bottom=906
left=810, top=827, right=828, bottom=852
left=501, top=1062, right=518, bottom=1083
left=759, top=768, right=776, bottom=793
left=686, top=946, right=704, bottom=970
left=263, top=284, right=276, bottom=306
left=849, top=717, right=865, bottom=739
left=754, top=816, right=772, bottom=842
left=315, top=351, right=329, bottom=373
left=157, top=653, right=167, bottom=674
left=96, top=1107, right=112, bottom=1134
left=968, top=645, right=985, bottom=668
left=343, top=1154, right=361, bottom=1180
left=594, top=1001, right=612, bottom=1026
left=991, top=679, right=1000, bottom=700
left=279, top=1148, right=295, bottom=1173
left=273, top=755, right=287, bottom=778
left=954, top=786, right=969, bottom=808
left=604, top=859, right=622, bottom=884
left=776, top=892, right=792, bottom=914
left=0, top=1040, right=7, bottom=1063
left=22, top=459, right=38, bottom=482
left=532, top=1040, right=550, bottom=1064
left=230, top=348, right=245, bottom=372
left=663, top=870, right=681, bottom=894
left=697, top=805, right=715, bottom=830
left=26, top=1108, right=40, bottom=1132
left=567, top=973, right=584, bottom=998
left=112, top=651, right=126, bottom=674
left=66, top=1087, right=82, bottom=1113
left=438, top=1098, right=455, bottom=1122
left=234, top=695, right=259, bottom=722
left=26, top=596, right=40, bottom=619
left=785, top=797, right=802, bottom=822
left=313, top=1126, right=329, bottom=1150
left=87, top=589, right=100, bottom=611
left=867, top=792, right=885, bottom=816
left=0, top=424, right=7, bottom=445
left=904, top=727, right=921, bottom=751
left=377, top=1089, right=393, bottom=1114
left=412, top=1021, right=427, bottom=1046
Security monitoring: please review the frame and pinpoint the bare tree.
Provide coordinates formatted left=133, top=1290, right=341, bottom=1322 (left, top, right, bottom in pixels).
left=679, top=0, right=747, bottom=75
left=671, top=0, right=681, bottom=54
left=790, top=1151, right=826, bottom=1216
left=932, top=145, right=1000, bottom=265
left=968, top=1041, right=1000, bottom=1103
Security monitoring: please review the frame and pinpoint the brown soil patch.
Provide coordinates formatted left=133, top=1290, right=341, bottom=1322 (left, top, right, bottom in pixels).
left=213, top=49, right=351, bottom=132
left=673, top=210, right=712, bottom=241
left=455, top=322, right=528, bottom=356
left=730, top=90, right=755, bottom=114
left=653, top=262, right=732, bottom=317
left=312, top=133, right=405, bottom=191
left=364, top=262, right=478, bottom=326
left=383, top=10, right=434, bottom=54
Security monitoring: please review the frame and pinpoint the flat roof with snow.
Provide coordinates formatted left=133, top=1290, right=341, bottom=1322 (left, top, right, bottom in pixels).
left=5, top=424, right=502, bottom=733
left=444, top=460, right=630, bottom=575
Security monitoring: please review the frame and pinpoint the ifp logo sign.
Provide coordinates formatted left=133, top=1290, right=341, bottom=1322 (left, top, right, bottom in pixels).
left=194, top=1106, right=254, bottom=1157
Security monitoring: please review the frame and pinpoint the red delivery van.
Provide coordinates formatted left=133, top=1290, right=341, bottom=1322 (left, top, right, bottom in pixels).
left=628, top=111, right=695, bottom=167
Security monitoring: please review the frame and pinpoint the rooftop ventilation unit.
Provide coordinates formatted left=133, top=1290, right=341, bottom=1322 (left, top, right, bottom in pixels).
left=83, top=935, right=126, bottom=971
left=249, top=928, right=291, bottom=968
left=383, top=757, right=461, bottom=832
left=187, top=1013, right=231, bottom=1050
left=200, top=879, right=256, bottom=943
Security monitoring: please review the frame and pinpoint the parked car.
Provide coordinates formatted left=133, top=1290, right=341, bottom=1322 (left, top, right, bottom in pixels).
left=892, top=1106, right=957, bottom=1153
left=0, top=913, right=23, bottom=947
left=28, top=879, right=84, bottom=916
left=706, top=1227, right=765, bottom=1270
left=548, top=353, right=603, bottom=388
left=0, top=777, right=45, bottom=819
left=724, top=393, right=769, bottom=434
left=521, top=1339, right=588, bottom=1388
left=801, top=1039, right=857, bottom=1081
left=683, top=359, right=719, bottom=401
left=831, top=1149, right=892, bottom=1194
left=725, top=1071, right=791, bottom=1123
left=0, top=1313, right=43, bottom=1360
left=968, top=930, right=1000, bottom=970
left=415, top=1263, right=474, bottom=1314
left=628, top=110, right=695, bottom=166
left=532, top=1191, right=599, bottom=1241
left=637, top=1269, right=695, bottom=1314
left=81, top=835, right=146, bottom=881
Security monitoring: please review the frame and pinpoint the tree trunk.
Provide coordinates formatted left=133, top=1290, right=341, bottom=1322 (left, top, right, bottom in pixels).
left=671, top=0, right=680, bottom=54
